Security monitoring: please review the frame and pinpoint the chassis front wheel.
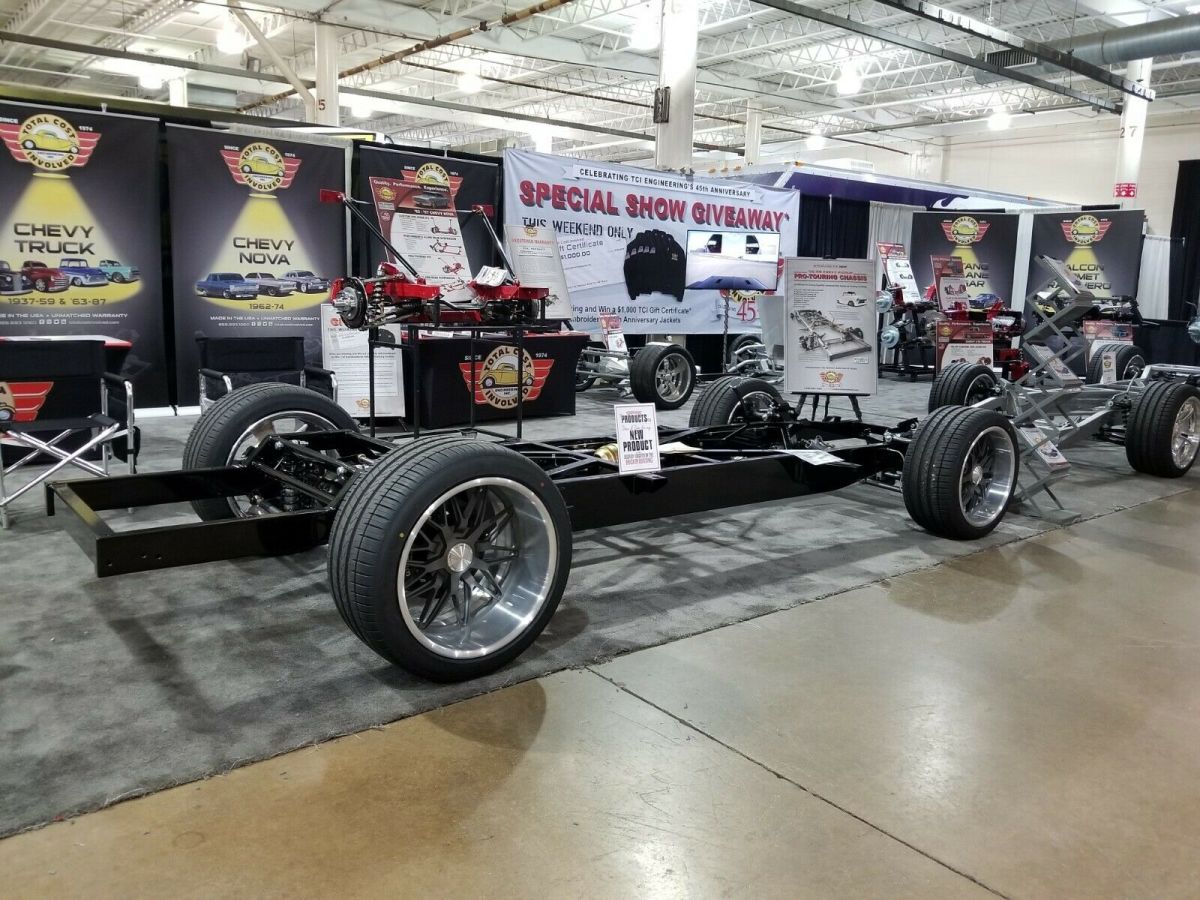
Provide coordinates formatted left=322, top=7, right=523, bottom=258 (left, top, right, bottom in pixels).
left=689, top=376, right=782, bottom=427
left=1125, top=381, right=1200, bottom=477
left=328, top=437, right=573, bottom=681
left=903, top=406, right=1019, bottom=540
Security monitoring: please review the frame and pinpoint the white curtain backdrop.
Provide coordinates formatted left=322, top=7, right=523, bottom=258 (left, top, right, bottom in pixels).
left=1137, top=234, right=1173, bottom=320
left=867, top=201, right=922, bottom=259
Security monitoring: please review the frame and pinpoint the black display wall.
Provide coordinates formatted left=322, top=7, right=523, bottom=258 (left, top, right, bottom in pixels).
left=796, top=195, right=869, bottom=259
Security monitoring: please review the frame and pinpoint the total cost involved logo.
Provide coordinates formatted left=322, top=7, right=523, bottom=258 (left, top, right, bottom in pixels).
left=1061, top=214, right=1112, bottom=247
left=458, top=346, right=554, bottom=410
left=818, top=370, right=845, bottom=386
left=0, top=114, right=100, bottom=171
left=940, top=216, right=990, bottom=246
left=221, top=141, right=301, bottom=192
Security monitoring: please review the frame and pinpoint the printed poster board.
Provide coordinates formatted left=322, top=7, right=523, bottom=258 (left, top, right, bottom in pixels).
left=167, top=126, right=347, bottom=405
left=503, top=223, right=573, bottom=319
left=876, top=242, right=921, bottom=303
left=0, top=102, right=167, bottom=405
left=911, top=212, right=1020, bottom=308
left=934, top=321, right=994, bottom=372
left=320, top=303, right=404, bottom=417
left=783, top=257, right=877, bottom=396
left=1027, top=210, right=1145, bottom=299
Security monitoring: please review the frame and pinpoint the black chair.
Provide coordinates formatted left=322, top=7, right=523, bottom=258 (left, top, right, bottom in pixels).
left=196, top=336, right=337, bottom=409
left=0, top=339, right=135, bottom=528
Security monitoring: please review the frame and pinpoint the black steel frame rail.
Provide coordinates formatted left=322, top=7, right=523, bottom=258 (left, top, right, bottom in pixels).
left=47, top=418, right=910, bottom=578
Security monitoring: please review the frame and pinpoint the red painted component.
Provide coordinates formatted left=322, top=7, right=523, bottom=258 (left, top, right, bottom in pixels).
left=469, top=283, right=550, bottom=302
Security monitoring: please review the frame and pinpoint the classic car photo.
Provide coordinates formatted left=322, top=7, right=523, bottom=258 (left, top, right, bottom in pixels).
left=21, top=128, right=78, bottom=155
left=98, top=259, right=140, bottom=283
left=20, top=260, right=69, bottom=293
left=0, top=260, right=32, bottom=295
left=241, top=157, right=283, bottom=177
left=480, top=360, right=535, bottom=389
left=58, top=258, right=110, bottom=288
left=280, top=270, right=331, bottom=293
left=243, top=272, right=297, bottom=297
left=195, top=273, right=260, bottom=300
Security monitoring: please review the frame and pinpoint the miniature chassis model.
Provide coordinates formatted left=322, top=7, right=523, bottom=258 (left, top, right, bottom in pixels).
left=49, top=376, right=1020, bottom=682
left=927, top=255, right=1200, bottom=512
left=574, top=340, right=698, bottom=411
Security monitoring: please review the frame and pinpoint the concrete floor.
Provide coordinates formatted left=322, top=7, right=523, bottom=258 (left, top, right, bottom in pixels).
left=3, top=488, right=1198, bottom=899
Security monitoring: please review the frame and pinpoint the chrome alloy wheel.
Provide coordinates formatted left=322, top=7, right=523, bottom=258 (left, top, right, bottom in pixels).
left=1171, top=396, right=1200, bottom=469
left=654, top=352, right=693, bottom=403
left=728, top=390, right=778, bottom=423
left=958, top=426, right=1017, bottom=528
left=397, top=477, right=558, bottom=660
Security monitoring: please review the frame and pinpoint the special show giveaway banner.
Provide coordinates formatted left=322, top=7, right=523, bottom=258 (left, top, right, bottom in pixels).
left=167, top=126, right=347, bottom=404
left=1026, top=209, right=1145, bottom=298
left=503, top=149, right=800, bottom=334
left=0, top=102, right=167, bottom=404
left=909, top=212, right=1019, bottom=308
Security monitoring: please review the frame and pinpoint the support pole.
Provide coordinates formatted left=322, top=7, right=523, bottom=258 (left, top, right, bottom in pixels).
left=744, top=100, right=763, bottom=165
left=1113, top=57, right=1152, bottom=209
left=168, top=77, right=188, bottom=108
left=229, top=0, right=317, bottom=122
left=314, top=22, right=340, bottom=126
left=654, top=0, right=699, bottom=171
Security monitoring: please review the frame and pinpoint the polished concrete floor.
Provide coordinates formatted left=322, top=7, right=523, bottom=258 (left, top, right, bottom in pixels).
left=3, top=488, right=1198, bottom=899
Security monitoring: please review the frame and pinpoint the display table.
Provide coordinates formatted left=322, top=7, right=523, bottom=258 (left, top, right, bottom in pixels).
left=388, top=329, right=590, bottom=429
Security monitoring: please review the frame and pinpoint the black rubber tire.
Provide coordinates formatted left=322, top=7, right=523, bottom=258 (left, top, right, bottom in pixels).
left=902, top=406, right=1019, bottom=540
left=628, top=342, right=695, bottom=410
left=1085, top=342, right=1146, bottom=384
left=182, top=383, right=356, bottom=521
left=688, top=376, right=781, bottom=427
left=327, top=436, right=573, bottom=681
left=927, top=362, right=999, bottom=412
left=1125, top=381, right=1200, bottom=478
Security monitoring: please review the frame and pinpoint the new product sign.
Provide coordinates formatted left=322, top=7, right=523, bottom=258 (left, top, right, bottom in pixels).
left=503, top=149, right=799, bottom=334
left=910, top=212, right=1019, bottom=308
left=0, top=102, right=167, bottom=404
left=167, top=126, right=347, bottom=404
left=1027, top=209, right=1144, bottom=298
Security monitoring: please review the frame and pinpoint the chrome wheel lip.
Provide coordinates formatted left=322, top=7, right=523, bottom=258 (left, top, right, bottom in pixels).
left=1171, top=396, right=1200, bottom=468
left=728, top=389, right=777, bottom=423
left=966, top=373, right=995, bottom=405
left=396, top=476, right=557, bottom=660
left=654, top=352, right=692, bottom=402
left=225, top=410, right=340, bottom=516
left=958, top=425, right=1016, bottom=527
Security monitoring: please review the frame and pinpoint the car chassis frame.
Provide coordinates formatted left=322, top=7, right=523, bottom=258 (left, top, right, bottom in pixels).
left=49, top=407, right=914, bottom=578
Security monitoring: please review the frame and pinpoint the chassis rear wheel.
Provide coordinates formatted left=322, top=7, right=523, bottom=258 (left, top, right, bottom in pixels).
left=183, top=383, right=356, bottom=520
left=328, top=436, right=572, bottom=681
left=1125, top=381, right=1200, bottom=477
left=928, top=362, right=998, bottom=412
left=629, top=342, right=695, bottom=410
left=903, top=406, right=1019, bottom=540
left=1085, top=342, right=1146, bottom=384
left=688, top=376, right=782, bottom=427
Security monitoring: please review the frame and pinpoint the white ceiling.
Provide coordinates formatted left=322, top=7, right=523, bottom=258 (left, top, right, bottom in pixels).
left=1, top=0, right=1198, bottom=162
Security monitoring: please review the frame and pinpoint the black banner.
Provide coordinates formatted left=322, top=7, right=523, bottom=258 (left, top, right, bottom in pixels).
left=0, top=102, right=167, bottom=404
left=1027, top=209, right=1145, bottom=298
left=910, top=212, right=1020, bottom=307
left=355, top=145, right=501, bottom=282
left=167, top=125, right=346, bottom=404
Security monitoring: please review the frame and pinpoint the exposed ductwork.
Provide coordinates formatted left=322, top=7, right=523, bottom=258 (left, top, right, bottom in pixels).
left=979, top=15, right=1200, bottom=83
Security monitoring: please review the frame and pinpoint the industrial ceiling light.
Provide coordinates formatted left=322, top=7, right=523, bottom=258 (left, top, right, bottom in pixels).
left=835, top=62, right=862, bottom=96
left=628, top=2, right=660, bottom=51
left=457, top=70, right=484, bottom=94
left=805, top=128, right=827, bottom=151
left=216, top=20, right=247, bottom=55
left=987, top=106, right=1012, bottom=131
left=138, top=68, right=165, bottom=91
left=348, top=97, right=374, bottom=120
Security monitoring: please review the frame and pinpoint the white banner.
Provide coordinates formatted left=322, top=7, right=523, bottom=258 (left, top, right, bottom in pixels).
left=503, top=149, right=799, bottom=335
left=783, top=258, right=878, bottom=396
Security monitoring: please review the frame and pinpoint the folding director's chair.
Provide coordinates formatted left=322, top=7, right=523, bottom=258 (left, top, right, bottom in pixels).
left=0, top=339, right=135, bottom=528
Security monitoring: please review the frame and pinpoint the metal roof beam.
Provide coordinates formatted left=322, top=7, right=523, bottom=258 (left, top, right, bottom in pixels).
left=749, top=0, right=1123, bottom=113
left=871, top=0, right=1153, bottom=100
